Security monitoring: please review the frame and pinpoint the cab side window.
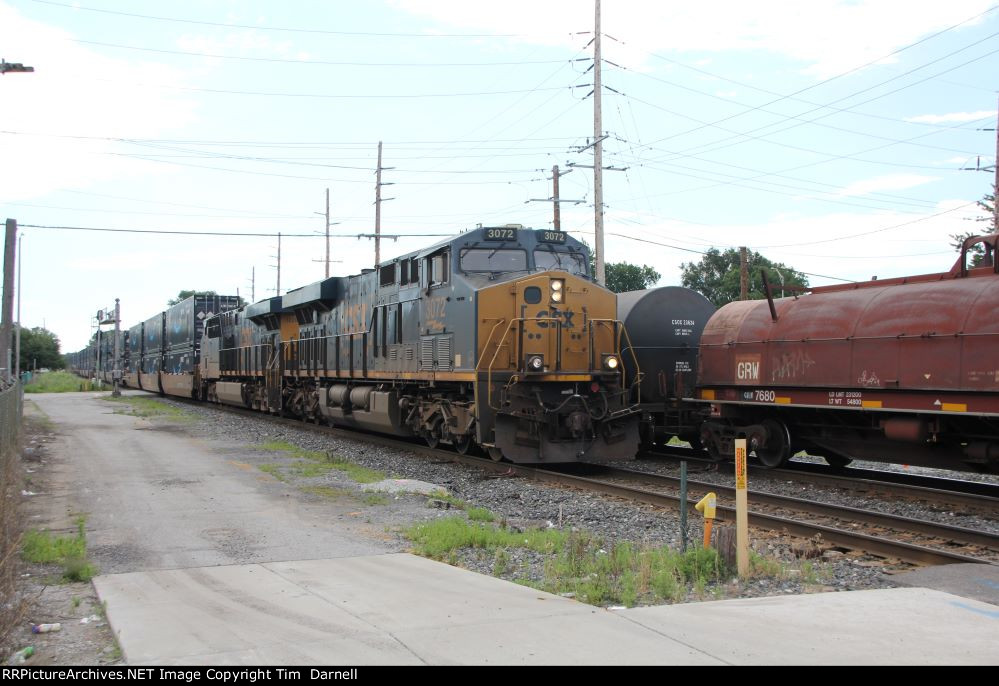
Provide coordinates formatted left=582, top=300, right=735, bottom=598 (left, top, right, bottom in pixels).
left=426, top=250, right=450, bottom=288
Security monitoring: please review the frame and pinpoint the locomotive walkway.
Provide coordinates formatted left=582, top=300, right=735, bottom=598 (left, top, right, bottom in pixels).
left=27, top=392, right=999, bottom=665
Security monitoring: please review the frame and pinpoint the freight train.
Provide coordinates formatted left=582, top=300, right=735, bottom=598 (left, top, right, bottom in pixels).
left=622, top=233, right=999, bottom=474
left=68, top=226, right=642, bottom=463
left=68, top=230, right=999, bottom=474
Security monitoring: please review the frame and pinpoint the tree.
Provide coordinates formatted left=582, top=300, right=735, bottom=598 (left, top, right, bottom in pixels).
left=605, top=263, right=661, bottom=293
left=18, top=327, right=65, bottom=371
left=950, top=185, right=997, bottom=268
left=680, top=248, right=809, bottom=307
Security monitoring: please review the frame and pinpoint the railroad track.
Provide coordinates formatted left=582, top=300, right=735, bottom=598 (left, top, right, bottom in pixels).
left=644, top=446, right=999, bottom=512
left=158, top=393, right=999, bottom=568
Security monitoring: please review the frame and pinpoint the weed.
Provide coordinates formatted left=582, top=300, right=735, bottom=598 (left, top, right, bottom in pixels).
left=104, top=396, right=192, bottom=421
left=301, top=485, right=351, bottom=500
left=257, top=443, right=386, bottom=483
left=22, top=516, right=97, bottom=582
left=427, top=490, right=467, bottom=510
left=363, top=493, right=390, bottom=506
left=24, top=371, right=102, bottom=394
left=290, top=460, right=335, bottom=478
left=799, top=561, right=820, bottom=585
left=466, top=507, right=495, bottom=522
left=403, top=517, right=736, bottom=607
left=71, top=596, right=82, bottom=610
left=493, top=548, right=510, bottom=576
left=748, top=551, right=786, bottom=579
left=258, top=464, right=285, bottom=481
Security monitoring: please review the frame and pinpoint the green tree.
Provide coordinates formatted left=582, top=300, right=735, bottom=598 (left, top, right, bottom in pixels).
left=605, top=263, right=661, bottom=293
left=18, top=327, right=65, bottom=371
left=680, top=248, right=808, bottom=307
left=951, top=185, right=997, bottom=267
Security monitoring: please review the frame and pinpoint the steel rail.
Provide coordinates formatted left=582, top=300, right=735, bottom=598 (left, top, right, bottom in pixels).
left=645, top=446, right=999, bottom=509
left=593, top=465, right=999, bottom=551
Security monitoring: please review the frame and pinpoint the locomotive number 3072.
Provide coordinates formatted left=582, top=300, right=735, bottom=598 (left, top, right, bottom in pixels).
left=485, top=227, right=517, bottom=240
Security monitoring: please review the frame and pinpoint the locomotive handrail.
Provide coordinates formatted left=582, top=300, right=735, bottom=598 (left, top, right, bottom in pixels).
left=586, top=318, right=643, bottom=404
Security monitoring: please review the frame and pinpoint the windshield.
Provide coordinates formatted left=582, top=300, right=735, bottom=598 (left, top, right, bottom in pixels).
left=534, top=249, right=587, bottom=276
left=459, top=248, right=528, bottom=273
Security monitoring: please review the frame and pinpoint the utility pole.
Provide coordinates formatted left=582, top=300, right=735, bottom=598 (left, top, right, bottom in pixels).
left=593, top=0, right=605, bottom=286
left=251, top=267, right=255, bottom=303
left=275, top=233, right=282, bottom=295
left=373, top=142, right=396, bottom=268
left=528, top=166, right=584, bottom=228
left=553, top=165, right=563, bottom=230
left=740, top=247, right=749, bottom=300
left=325, top=187, right=331, bottom=278
left=1, top=219, right=16, bottom=383
left=375, top=142, right=383, bottom=267
left=112, top=299, right=121, bottom=397
left=15, top=233, right=21, bottom=381
left=993, top=96, right=998, bottom=232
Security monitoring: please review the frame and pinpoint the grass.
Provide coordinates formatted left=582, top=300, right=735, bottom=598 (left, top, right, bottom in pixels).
left=22, top=516, right=97, bottom=582
left=104, top=396, right=192, bottom=421
left=302, top=485, right=352, bottom=500
left=255, top=441, right=387, bottom=484
left=404, top=517, right=734, bottom=607
left=24, top=371, right=103, bottom=393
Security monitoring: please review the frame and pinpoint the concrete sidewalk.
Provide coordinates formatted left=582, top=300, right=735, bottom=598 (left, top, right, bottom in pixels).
left=94, top=553, right=999, bottom=666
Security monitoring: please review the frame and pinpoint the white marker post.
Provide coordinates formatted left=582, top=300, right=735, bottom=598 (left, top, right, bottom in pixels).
left=735, top=437, right=749, bottom=576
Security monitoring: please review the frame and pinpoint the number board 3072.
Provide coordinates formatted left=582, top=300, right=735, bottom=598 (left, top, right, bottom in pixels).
left=537, top=230, right=567, bottom=244
left=484, top=227, right=518, bottom=241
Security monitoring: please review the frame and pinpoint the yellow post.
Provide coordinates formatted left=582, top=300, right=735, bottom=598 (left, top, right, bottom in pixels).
left=735, top=438, right=749, bottom=576
left=694, top=492, right=717, bottom=550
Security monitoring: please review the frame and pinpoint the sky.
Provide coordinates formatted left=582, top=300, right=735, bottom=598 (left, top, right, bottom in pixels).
left=1, top=0, right=997, bottom=352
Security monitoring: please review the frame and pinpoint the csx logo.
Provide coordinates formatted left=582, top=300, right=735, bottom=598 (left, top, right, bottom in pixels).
left=737, top=361, right=760, bottom=380
left=534, top=309, right=575, bottom=329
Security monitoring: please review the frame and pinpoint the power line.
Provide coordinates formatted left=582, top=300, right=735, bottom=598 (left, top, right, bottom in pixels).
left=20, top=224, right=453, bottom=238
left=80, top=76, right=570, bottom=100
left=73, top=39, right=572, bottom=67
left=30, top=0, right=523, bottom=38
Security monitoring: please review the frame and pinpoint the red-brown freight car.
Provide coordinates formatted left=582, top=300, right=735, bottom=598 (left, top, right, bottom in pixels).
left=693, top=234, right=999, bottom=473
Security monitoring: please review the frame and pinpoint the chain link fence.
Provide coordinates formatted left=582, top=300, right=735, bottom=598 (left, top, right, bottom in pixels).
left=0, top=381, right=22, bottom=459
left=0, top=381, right=25, bottom=650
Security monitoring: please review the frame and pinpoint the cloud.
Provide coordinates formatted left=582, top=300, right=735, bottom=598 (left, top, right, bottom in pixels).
left=904, top=110, right=997, bottom=124
left=0, top=3, right=199, bottom=203
left=834, top=174, right=939, bottom=198
left=391, top=0, right=997, bottom=78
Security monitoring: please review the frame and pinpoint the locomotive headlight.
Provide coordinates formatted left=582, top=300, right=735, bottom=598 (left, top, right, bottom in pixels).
left=526, top=354, right=545, bottom=372
left=602, top=354, right=620, bottom=371
left=550, top=279, right=565, bottom=303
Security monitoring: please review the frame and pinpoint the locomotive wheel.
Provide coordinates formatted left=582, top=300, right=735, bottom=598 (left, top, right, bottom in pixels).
left=487, top=446, right=504, bottom=462
left=824, top=455, right=853, bottom=468
left=453, top=433, right=473, bottom=455
left=756, top=419, right=791, bottom=468
left=425, top=431, right=440, bottom=449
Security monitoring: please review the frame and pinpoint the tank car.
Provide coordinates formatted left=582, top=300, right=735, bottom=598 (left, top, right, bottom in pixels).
left=695, top=234, right=999, bottom=473
left=617, top=286, right=715, bottom=449
left=199, top=225, right=641, bottom=463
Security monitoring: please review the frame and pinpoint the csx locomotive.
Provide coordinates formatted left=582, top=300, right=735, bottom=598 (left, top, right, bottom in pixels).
left=73, top=226, right=642, bottom=463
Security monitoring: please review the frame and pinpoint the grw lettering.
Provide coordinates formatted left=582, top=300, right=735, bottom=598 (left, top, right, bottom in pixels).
left=737, top=361, right=759, bottom=380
